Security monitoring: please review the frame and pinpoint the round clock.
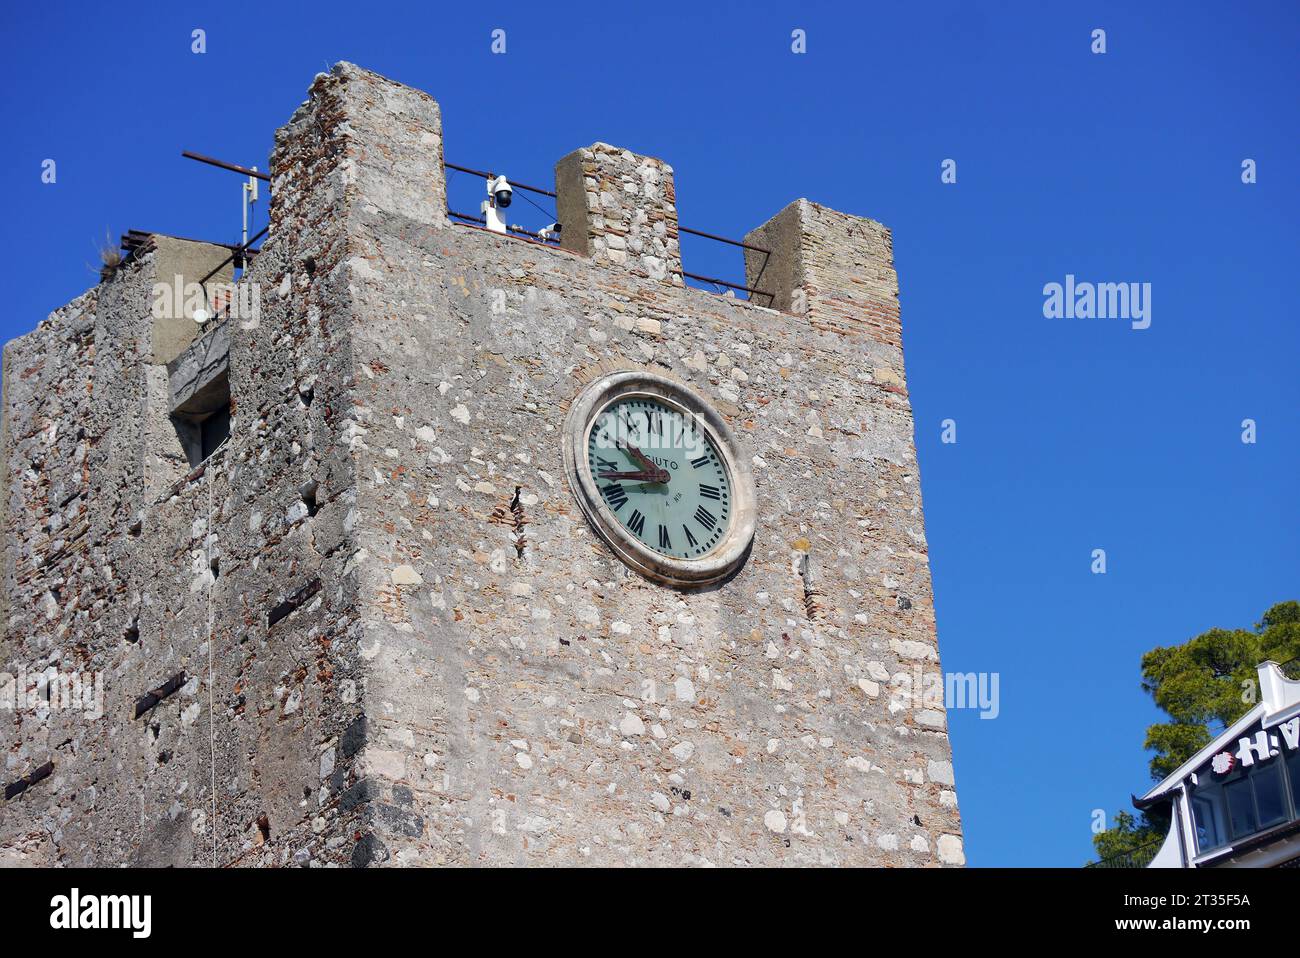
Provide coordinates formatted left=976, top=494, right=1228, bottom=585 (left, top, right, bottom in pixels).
left=563, top=370, right=756, bottom=586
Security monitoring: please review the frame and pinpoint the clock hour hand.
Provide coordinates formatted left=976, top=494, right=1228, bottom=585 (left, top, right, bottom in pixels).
left=617, top=440, right=669, bottom=483
left=599, top=470, right=656, bottom=480
left=598, top=469, right=670, bottom=483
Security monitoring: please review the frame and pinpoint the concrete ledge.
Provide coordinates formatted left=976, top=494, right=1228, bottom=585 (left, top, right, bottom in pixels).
left=167, top=316, right=229, bottom=416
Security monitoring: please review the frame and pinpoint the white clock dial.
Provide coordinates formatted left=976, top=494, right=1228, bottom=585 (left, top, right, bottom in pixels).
left=586, top=397, right=732, bottom=559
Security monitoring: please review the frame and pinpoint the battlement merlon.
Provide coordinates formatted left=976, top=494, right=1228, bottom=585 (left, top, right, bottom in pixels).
left=270, top=62, right=449, bottom=240
left=744, top=199, right=902, bottom=346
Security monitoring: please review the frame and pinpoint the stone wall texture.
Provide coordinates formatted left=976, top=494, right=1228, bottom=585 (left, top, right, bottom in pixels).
left=0, top=63, right=962, bottom=867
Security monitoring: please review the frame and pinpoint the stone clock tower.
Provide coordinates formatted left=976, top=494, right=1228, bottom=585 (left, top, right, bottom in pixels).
left=1, top=64, right=963, bottom=867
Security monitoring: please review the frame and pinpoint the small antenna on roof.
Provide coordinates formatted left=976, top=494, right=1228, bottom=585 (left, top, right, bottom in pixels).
left=242, top=167, right=259, bottom=254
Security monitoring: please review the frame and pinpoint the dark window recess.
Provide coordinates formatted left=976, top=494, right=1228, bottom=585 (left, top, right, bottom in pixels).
left=172, top=369, right=231, bottom=467
left=1193, top=794, right=1221, bottom=851
left=200, top=405, right=231, bottom=461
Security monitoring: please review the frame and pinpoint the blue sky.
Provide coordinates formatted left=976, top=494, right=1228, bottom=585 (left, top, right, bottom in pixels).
left=2, top=1, right=1296, bottom=866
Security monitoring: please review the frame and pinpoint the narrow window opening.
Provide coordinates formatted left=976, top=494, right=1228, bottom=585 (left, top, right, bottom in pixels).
left=171, top=369, right=231, bottom=468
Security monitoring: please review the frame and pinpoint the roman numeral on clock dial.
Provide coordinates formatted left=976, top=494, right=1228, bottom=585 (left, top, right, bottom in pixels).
left=601, top=484, right=628, bottom=511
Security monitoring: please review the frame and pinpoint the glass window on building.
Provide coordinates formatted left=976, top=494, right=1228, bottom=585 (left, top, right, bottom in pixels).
left=1191, top=792, right=1223, bottom=852
left=1254, top=761, right=1288, bottom=829
left=1288, top=750, right=1300, bottom=813
left=1224, top=778, right=1257, bottom=838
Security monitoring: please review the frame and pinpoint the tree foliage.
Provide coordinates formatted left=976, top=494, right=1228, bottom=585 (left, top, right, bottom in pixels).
left=1090, top=809, right=1167, bottom=866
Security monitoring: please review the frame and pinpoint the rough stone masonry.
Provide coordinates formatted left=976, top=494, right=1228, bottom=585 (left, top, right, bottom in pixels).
left=0, top=63, right=963, bottom=867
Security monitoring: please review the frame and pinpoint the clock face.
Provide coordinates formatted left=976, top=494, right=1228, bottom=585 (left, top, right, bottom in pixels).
left=563, top=370, right=755, bottom=586
left=585, top=397, right=732, bottom=559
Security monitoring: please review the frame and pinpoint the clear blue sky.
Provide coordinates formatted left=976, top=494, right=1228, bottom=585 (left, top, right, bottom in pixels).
left=2, top=1, right=1296, bottom=866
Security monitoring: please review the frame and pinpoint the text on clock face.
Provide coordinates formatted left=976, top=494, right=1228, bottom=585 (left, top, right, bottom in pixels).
left=585, top=397, right=732, bottom=560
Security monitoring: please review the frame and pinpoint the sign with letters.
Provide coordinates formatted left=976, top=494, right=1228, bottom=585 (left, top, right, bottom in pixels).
left=1212, top=716, right=1300, bottom=775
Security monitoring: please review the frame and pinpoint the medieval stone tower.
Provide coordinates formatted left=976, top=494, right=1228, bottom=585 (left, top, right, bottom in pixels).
left=0, top=64, right=962, bottom=867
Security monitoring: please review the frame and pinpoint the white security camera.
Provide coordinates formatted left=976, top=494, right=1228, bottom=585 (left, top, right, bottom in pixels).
left=482, top=174, right=512, bottom=233
left=537, top=222, right=561, bottom=242
left=489, top=175, right=512, bottom=208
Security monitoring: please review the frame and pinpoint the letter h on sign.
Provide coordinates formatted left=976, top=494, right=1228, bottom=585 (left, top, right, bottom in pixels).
left=1235, top=730, right=1273, bottom=767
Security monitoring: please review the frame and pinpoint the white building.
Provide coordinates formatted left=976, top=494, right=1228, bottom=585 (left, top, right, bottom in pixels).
left=1138, top=661, right=1300, bottom=868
